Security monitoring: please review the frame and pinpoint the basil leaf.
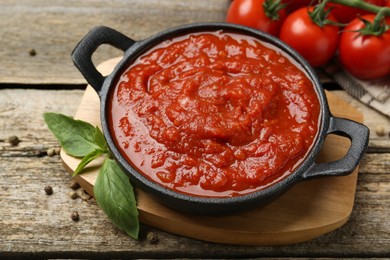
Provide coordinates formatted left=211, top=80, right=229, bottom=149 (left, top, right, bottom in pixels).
left=73, top=149, right=106, bottom=176
left=43, top=112, right=100, bottom=157
left=94, top=126, right=108, bottom=151
left=94, top=157, right=139, bottom=239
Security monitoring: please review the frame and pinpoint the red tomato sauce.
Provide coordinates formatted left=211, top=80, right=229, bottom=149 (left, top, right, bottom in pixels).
left=108, top=31, right=320, bottom=197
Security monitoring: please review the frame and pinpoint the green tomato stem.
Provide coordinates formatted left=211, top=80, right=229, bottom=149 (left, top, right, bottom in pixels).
left=309, top=0, right=338, bottom=27
left=327, top=0, right=389, bottom=34
left=327, top=0, right=390, bottom=16
left=372, top=8, right=389, bottom=33
left=263, top=0, right=286, bottom=21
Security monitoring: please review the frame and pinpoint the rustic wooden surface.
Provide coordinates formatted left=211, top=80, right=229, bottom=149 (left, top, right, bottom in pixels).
left=1, top=0, right=390, bottom=258
left=1, top=89, right=389, bottom=258
left=0, top=0, right=228, bottom=85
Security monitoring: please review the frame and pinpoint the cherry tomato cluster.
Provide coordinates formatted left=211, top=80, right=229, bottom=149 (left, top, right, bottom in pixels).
left=226, top=0, right=390, bottom=80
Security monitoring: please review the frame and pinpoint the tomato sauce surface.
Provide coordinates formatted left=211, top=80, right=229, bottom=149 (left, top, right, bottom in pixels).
left=108, top=31, right=321, bottom=197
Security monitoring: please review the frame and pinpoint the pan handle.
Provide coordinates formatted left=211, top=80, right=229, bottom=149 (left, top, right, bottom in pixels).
left=71, top=26, right=135, bottom=95
left=302, top=116, right=369, bottom=180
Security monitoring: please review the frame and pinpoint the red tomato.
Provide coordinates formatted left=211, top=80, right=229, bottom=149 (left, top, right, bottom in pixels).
left=327, top=0, right=388, bottom=24
left=282, top=0, right=319, bottom=13
left=339, top=15, right=390, bottom=80
left=226, top=0, right=287, bottom=36
left=279, top=7, right=339, bottom=67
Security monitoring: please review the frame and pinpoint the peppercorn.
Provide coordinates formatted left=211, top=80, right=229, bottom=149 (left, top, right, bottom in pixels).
left=76, top=188, right=92, bottom=201
left=54, top=147, right=61, bottom=155
left=146, top=231, right=159, bottom=244
left=44, top=185, right=53, bottom=195
left=375, top=126, right=386, bottom=137
left=69, top=181, right=80, bottom=190
left=28, top=48, right=36, bottom=56
left=47, top=148, right=55, bottom=157
left=8, top=136, right=20, bottom=146
left=71, top=211, right=79, bottom=221
left=68, top=191, right=78, bottom=200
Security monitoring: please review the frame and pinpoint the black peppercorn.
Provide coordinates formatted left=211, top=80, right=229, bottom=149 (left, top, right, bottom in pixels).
left=8, top=136, right=20, bottom=146
left=44, top=185, right=53, bottom=195
left=71, top=211, right=79, bottom=221
left=147, top=232, right=159, bottom=244
left=69, top=181, right=80, bottom=190
left=28, top=48, right=36, bottom=56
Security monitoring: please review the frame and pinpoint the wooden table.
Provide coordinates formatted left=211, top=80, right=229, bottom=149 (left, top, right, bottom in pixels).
left=1, top=0, right=389, bottom=258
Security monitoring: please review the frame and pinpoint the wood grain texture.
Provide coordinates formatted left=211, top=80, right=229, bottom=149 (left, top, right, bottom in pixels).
left=0, top=0, right=229, bottom=85
left=1, top=88, right=390, bottom=258
left=1, top=0, right=389, bottom=257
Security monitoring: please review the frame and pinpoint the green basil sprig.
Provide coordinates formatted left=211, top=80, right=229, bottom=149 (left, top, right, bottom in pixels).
left=95, top=158, right=139, bottom=239
left=43, top=112, right=139, bottom=239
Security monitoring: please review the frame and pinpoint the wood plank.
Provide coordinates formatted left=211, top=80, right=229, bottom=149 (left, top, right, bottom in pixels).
left=0, top=89, right=388, bottom=255
left=0, top=89, right=390, bottom=258
left=1, top=89, right=390, bottom=257
left=0, top=0, right=229, bottom=85
left=1, top=141, right=389, bottom=257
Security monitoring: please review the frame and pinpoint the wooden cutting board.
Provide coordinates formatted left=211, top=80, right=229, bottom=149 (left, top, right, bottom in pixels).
left=61, top=58, right=363, bottom=245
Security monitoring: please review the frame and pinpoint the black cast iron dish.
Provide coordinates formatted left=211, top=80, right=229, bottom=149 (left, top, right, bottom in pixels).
left=72, top=23, right=369, bottom=215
